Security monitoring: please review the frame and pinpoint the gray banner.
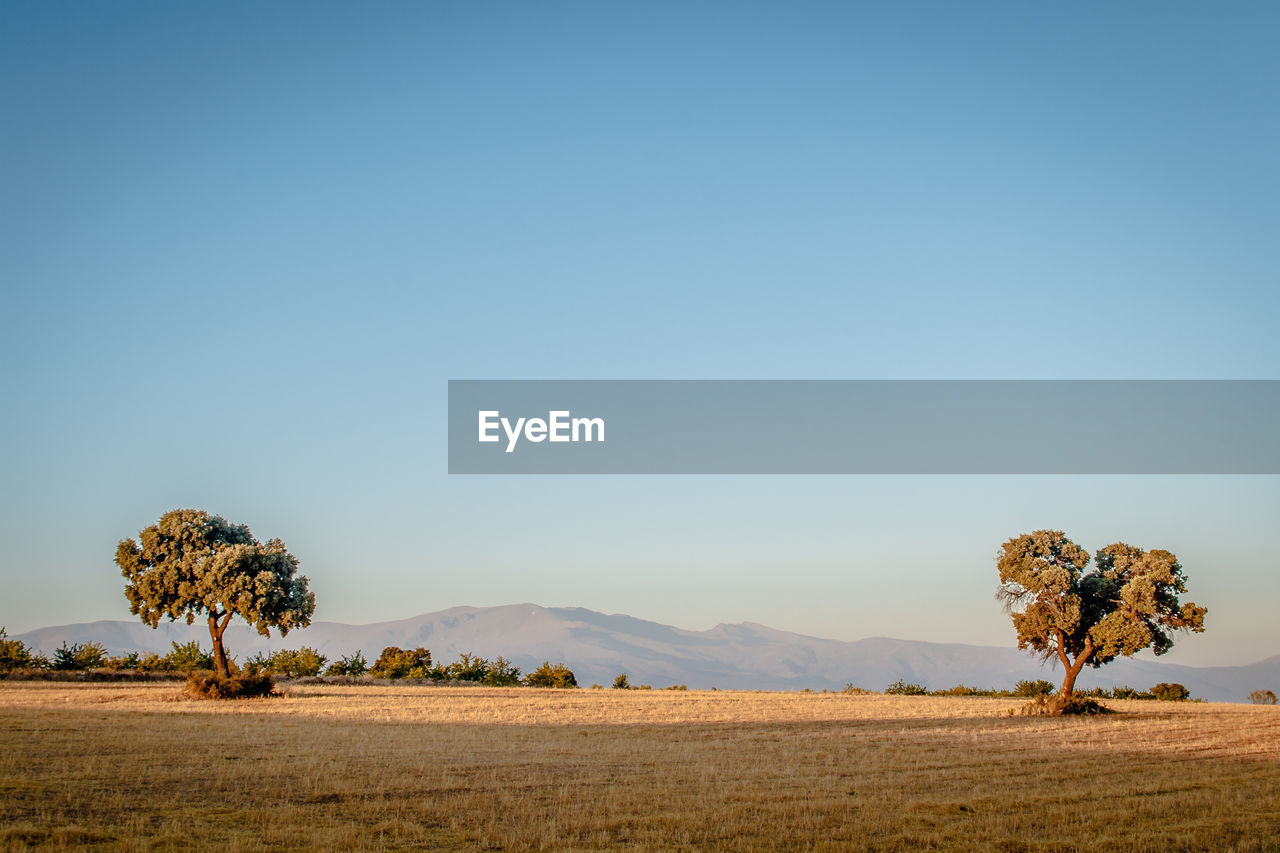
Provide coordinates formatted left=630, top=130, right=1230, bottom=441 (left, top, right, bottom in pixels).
left=447, top=380, right=1280, bottom=474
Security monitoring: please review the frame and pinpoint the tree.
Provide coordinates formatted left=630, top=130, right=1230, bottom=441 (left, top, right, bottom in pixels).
left=370, top=646, right=432, bottom=679
left=116, top=509, right=314, bottom=678
left=325, top=651, right=368, bottom=677
left=524, top=661, right=577, bottom=688
left=1150, top=682, right=1190, bottom=702
left=996, top=530, right=1206, bottom=698
left=0, top=628, right=34, bottom=672
left=52, top=641, right=106, bottom=671
left=163, top=640, right=215, bottom=673
left=482, top=656, right=522, bottom=686
left=258, top=647, right=328, bottom=678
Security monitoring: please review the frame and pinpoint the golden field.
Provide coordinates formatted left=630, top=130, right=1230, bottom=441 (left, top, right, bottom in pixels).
left=2, top=682, right=1279, bottom=851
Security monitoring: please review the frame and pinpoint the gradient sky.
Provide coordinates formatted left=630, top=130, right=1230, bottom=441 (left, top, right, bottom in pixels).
left=2, top=2, right=1278, bottom=667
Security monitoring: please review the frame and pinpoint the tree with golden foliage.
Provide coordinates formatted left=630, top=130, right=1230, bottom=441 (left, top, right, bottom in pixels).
left=996, top=530, right=1206, bottom=698
left=116, top=509, right=314, bottom=677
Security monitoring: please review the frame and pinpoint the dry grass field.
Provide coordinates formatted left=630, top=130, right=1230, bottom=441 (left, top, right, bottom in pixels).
left=2, top=682, right=1279, bottom=851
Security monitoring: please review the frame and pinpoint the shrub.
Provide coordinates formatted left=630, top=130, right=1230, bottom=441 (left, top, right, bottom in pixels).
left=524, top=661, right=577, bottom=688
left=1107, top=685, right=1150, bottom=700
left=260, top=647, right=328, bottom=678
left=164, top=641, right=215, bottom=673
left=613, top=673, right=630, bottom=690
left=324, top=651, right=368, bottom=677
left=885, top=679, right=928, bottom=696
left=51, top=643, right=78, bottom=671
left=102, top=652, right=142, bottom=671
left=934, top=685, right=997, bottom=697
left=52, top=641, right=107, bottom=671
left=0, top=628, right=34, bottom=672
left=842, top=683, right=873, bottom=695
left=370, top=646, right=431, bottom=679
left=243, top=652, right=270, bottom=676
left=1150, top=682, right=1190, bottom=702
left=665, top=684, right=687, bottom=691
left=137, top=652, right=166, bottom=672
left=1013, top=679, right=1056, bottom=697
left=1249, top=689, right=1277, bottom=705
left=1010, top=694, right=1113, bottom=716
left=246, top=652, right=272, bottom=674
left=482, top=656, right=522, bottom=686
left=185, top=671, right=275, bottom=700
left=80, top=642, right=108, bottom=668
left=443, top=652, right=490, bottom=683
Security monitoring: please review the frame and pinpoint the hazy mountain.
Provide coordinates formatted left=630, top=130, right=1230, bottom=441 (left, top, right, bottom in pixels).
left=13, top=604, right=1278, bottom=702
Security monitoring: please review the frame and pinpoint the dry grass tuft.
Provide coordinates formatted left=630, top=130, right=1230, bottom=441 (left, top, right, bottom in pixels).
left=183, top=671, right=276, bottom=700
left=1007, top=693, right=1114, bottom=716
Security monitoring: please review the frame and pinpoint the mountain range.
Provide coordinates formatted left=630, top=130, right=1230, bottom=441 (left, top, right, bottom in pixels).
left=13, top=603, right=1279, bottom=702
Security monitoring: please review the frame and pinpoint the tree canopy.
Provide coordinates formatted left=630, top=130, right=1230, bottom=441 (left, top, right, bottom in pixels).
left=116, top=509, right=314, bottom=677
left=996, top=529, right=1206, bottom=697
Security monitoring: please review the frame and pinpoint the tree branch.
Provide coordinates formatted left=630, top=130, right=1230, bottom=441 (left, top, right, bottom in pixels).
left=1052, top=628, right=1072, bottom=671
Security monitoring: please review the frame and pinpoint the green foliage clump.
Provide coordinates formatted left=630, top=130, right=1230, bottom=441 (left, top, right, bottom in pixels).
left=1106, top=685, right=1153, bottom=700
left=842, top=683, right=874, bottom=695
left=102, top=652, right=142, bottom=670
left=132, top=653, right=161, bottom=671
left=934, top=685, right=997, bottom=697
left=117, top=509, right=314, bottom=677
left=365, top=648, right=526, bottom=684
left=885, top=679, right=928, bottom=696
left=481, top=656, right=522, bottom=686
left=163, top=641, right=215, bottom=673
left=613, top=673, right=630, bottom=690
left=0, top=628, right=36, bottom=672
left=1013, top=679, right=1056, bottom=697
left=324, top=651, right=368, bottom=677
left=370, top=646, right=432, bottom=679
left=1081, top=685, right=1194, bottom=701
left=185, top=671, right=275, bottom=699
left=51, top=644, right=77, bottom=671
left=524, top=661, right=577, bottom=688
left=248, top=647, right=328, bottom=678
left=52, top=641, right=107, bottom=671
left=1150, top=682, right=1190, bottom=701
left=441, top=652, right=490, bottom=682
left=665, top=684, right=687, bottom=691
left=996, top=530, right=1206, bottom=697
left=1249, top=689, right=1277, bottom=705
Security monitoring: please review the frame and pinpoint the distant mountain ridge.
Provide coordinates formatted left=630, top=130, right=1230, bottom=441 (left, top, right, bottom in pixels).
left=13, top=603, right=1278, bottom=703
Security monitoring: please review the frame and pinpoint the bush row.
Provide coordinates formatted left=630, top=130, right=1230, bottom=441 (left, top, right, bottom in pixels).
left=875, top=678, right=1194, bottom=701
left=1, top=630, right=577, bottom=689
left=1, top=631, right=217, bottom=674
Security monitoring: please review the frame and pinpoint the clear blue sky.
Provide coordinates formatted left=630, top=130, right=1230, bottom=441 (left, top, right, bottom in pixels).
left=2, top=2, right=1278, bottom=666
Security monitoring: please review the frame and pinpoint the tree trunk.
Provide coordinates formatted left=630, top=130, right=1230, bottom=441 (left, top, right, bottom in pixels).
left=208, top=613, right=231, bottom=678
left=1058, top=643, right=1094, bottom=698
left=1058, top=662, right=1083, bottom=698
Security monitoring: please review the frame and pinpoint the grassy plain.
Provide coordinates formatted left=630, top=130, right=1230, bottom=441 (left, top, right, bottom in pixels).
left=2, top=682, right=1279, bottom=851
